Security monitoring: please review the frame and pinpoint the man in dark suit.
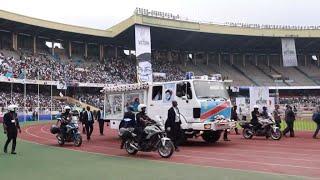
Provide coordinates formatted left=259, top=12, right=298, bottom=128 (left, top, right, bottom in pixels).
left=79, top=108, right=86, bottom=134
left=96, top=109, right=104, bottom=135
left=312, top=106, right=320, bottom=139
left=3, top=105, right=21, bottom=154
left=83, top=106, right=94, bottom=140
left=231, top=105, right=240, bottom=135
left=223, top=105, right=240, bottom=141
left=165, top=100, right=182, bottom=152
left=283, top=105, right=295, bottom=137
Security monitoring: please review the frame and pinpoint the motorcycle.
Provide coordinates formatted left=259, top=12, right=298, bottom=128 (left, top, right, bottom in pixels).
left=120, top=121, right=175, bottom=158
left=50, top=117, right=82, bottom=147
left=239, top=116, right=282, bottom=140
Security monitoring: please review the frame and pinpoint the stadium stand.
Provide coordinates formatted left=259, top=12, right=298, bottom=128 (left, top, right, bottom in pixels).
left=1, top=8, right=320, bottom=113
left=271, top=64, right=318, bottom=86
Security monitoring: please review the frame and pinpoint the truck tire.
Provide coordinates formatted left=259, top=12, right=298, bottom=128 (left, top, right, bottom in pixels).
left=202, top=131, right=222, bottom=143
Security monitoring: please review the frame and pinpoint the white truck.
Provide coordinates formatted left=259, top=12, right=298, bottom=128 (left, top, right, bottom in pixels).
left=101, top=76, right=232, bottom=143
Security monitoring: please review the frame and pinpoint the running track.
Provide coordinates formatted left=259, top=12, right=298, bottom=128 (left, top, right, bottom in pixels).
left=20, top=123, right=320, bottom=178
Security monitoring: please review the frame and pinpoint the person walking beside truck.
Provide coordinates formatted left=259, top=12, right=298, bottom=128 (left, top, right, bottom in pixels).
left=79, top=108, right=86, bottom=134
left=3, top=105, right=21, bottom=154
left=96, top=109, right=104, bottom=136
left=231, top=105, right=239, bottom=135
left=283, top=105, right=295, bottom=137
left=165, top=101, right=182, bottom=151
left=312, top=106, right=320, bottom=139
left=273, top=105, right=282, bottom=128
left=83, top=106, right=94, bottom=141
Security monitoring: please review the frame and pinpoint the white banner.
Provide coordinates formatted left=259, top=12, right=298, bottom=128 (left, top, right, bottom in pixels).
left=135, top=25, right=153, bottom=83
left=249, top=87, right=269, bottom=111
left=235, top=97, right=248, bottom=115
left=57, top=81, right=67, bottom=90
left=268, top=97, right=275, bottom=112
left=153, top=72, right=166, bottom=78
left=281, top=38, right=298, bottom=67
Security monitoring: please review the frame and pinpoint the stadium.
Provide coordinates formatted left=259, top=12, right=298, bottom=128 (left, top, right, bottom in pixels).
left=0, top=6, right=320, bottom=180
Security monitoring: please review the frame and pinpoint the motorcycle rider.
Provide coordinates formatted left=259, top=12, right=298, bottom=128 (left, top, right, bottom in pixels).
left=120, top=106, right=136, bottom=149
left=122, top=106, right=136, bottom=128
left=135, top=104, right=154, bottom=147
left=251, top=105, right=261, bottom=131
left=59, top=106, right=72, bottom=139
left=261, top=106, right=269, bottom=119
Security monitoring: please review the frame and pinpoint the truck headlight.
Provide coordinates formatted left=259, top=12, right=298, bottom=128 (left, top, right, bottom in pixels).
left=204, top=124, right=211, bottom=129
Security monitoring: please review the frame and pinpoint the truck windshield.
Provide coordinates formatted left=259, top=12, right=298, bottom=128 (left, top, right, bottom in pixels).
left=193, top=80, right=229, bottom=100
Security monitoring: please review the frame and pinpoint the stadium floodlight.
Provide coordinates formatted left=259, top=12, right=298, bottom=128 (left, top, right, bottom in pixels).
left=312, top=55, right=318, bottom=61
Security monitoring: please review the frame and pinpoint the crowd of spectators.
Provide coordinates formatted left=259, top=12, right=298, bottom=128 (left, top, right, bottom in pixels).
left=0, top=50, right=185, bottom=84
left=73, top=94, right=104, bottom=109
left=279, top=96, right=320, bottom=110
left=152, top=58, right=185, bottom=82
left=0, top=91, right=67, bottom=112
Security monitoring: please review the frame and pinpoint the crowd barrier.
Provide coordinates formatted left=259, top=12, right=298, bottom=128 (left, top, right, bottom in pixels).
left=16, top=114, right=60, bottom=122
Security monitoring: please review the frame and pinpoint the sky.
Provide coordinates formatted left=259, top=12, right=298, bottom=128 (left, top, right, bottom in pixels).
left=0, top=0, right=319, bottom=29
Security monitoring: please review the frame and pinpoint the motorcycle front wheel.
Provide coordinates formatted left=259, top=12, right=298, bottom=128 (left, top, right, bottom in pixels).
left=158, top=140, right=174, bottom=158
left=74, top=134, right=82, bottom=147
left=242, top=128, right=253, bottom=139
left=124, top=139, right=138, bottom=155
left=270, top=128, right=282, bottom=140
left=57, top=134, right=65, bottom=146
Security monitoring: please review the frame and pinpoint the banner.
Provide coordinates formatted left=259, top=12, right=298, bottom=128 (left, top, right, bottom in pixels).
left=57, top=81, right=67, bottom=90
left=281, top=38, right=298, bottom=67
left=163, top=83, right=175, bottom=103
left=249, top=87, right=269, bottom=111
left=268, top=97, right=275, bottom=112
left=235, top=97, right=247, bottom=114
left=153, top=72, right=166, bottom=78
left=135, top=25, right=153, bottom=83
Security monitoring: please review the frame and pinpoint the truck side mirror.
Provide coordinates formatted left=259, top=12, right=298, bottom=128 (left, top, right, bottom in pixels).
left=182, top=95, right=187, bottom=100
left=182, top=95, right=189, bottom=103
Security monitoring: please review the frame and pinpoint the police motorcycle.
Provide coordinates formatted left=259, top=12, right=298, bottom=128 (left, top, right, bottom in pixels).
left=120, top=105, right=174, bottom=158
left=50, top=108, right=82, bottom=147
left=239, top=112, right=282, bottom=140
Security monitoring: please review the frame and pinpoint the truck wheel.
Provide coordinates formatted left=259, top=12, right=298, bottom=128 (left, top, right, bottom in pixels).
left=202, top=131, right=222, bottom=143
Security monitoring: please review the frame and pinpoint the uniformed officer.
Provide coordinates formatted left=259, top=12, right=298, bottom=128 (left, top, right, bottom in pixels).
left=3, top=105, right=21, bottom=154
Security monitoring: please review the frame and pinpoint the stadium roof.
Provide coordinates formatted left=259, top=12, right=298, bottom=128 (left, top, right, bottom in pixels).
left=1, top=9, right=320, bottom=53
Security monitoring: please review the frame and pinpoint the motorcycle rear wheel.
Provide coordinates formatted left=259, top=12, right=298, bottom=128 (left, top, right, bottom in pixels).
left=125, top=139, right=138, bottom=155
left=242, top=128, right=253, bottom=139
left=158, top=140, right=174, bottom=158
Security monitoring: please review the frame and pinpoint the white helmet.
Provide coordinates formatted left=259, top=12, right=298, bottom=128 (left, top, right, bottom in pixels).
left=253, top=105, right=259, bottom=109
left=64, top=106, right=71, bottom=110
left=8, top=104, right=18, bottom=111
left=137, top=104, right=147, bottom=112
